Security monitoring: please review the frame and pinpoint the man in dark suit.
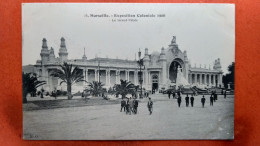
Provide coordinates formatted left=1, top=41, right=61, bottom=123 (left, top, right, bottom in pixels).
left=168, top=90, right=171, bottom=99
left=210, top=95, right=214, bottom=106
left=190, top=95, right=194, bottom=107
left=172, top=92, right=176, bottom=99
left=133, top=99, right=139, bottom=114
left=147, top=98, right=153, bottom=115
left=120, top=99, right=126, bottom=112
left=185, top=94, right=189, bottom=107
left=214, top=92, right=217, bottom=102
left=177, top=96, right=182, bottom=107
left=201, top=95, right=206, bottom=108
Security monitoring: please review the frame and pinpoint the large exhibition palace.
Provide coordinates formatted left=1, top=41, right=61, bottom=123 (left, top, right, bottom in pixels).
left=29, top=36, right=223, bottom=93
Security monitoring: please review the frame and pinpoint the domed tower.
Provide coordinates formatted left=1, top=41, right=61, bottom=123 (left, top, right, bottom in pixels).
left=40, top=38, right=50, bottom=64
left=58, top=37, right=68, bottom=62
left=143, top=48, right=150, bottom=89
left=159, top=47, right=167, bottom=87
left=49, top=47, right=55, bottom=62
left=143, top=48, right=150, bottom=65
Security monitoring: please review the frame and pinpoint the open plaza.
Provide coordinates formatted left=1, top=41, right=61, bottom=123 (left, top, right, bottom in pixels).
left=23, top=93, right=234, bottom=140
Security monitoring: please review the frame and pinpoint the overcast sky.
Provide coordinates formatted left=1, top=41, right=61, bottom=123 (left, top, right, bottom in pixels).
left=22, top=3, right=235, bottom=74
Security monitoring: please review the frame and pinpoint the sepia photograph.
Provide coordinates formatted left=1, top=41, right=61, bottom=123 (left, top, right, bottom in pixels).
left=22, top=3, right=235, bottom=140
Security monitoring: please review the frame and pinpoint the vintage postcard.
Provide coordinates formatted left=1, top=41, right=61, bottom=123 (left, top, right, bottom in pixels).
left=22, top=3, right=235, bottom=140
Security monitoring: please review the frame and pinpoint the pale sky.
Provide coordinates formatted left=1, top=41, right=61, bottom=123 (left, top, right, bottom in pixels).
left=22, top=3, right=235, bottom=74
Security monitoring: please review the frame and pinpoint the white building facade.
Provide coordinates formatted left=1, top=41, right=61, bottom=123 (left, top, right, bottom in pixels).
left=34, top=36, right=223, bottom=93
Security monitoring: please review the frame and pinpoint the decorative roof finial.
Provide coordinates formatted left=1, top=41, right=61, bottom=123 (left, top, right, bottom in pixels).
left=82, top=48, right=87, bottom=60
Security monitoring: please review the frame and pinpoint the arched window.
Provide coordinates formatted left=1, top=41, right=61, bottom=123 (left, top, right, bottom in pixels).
left=152, top=75, right=158, bottom=83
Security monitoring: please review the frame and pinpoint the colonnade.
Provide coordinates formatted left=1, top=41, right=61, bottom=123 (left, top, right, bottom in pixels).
left=82, top=68, right=144, bottom=87
left=188, top=73, right=222, bottom=87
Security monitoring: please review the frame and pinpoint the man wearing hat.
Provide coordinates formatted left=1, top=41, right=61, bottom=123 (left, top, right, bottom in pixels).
left=147, top=97, right=153, bottom=115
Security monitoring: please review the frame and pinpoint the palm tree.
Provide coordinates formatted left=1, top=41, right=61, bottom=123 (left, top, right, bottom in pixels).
left=114, top=79, right=135, bottom=99
left=87, top=81, right=104, bottom=97
left=50, top=62, right=85, bottom=100
left=22, top=72, right=46, bottom=103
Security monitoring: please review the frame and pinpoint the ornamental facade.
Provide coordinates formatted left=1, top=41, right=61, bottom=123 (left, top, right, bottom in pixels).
left=34, top=36, right=223, bottom=93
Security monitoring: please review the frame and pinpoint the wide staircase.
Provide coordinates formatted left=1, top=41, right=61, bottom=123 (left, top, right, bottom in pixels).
left=181, top=86, right=209, bottom=95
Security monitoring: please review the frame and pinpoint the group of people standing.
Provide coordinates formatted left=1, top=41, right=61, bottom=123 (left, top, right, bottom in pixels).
left=120, top=97, right=139, bottom=115
left=167, top=90, right=181, bottom=99
left=120, top=97, right=154, bottom=115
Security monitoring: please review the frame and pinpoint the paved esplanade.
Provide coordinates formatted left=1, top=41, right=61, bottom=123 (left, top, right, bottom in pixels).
left=23, top=94, right=234, bottom=140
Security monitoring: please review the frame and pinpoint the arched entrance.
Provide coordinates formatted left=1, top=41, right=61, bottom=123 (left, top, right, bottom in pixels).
left=169, top=60, right=182, bottom=83
left=152, top=75, right=159, bottom=91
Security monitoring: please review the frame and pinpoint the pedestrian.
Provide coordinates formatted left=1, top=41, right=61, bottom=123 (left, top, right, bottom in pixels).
left=177, top=96, right=182, bottom=107
left=133, top=98, right=139, bottom=114
left=177, top=91, right=181, bottom=97
left=147, top=97, right=153, bottom=115
left=201, top=95, right=206, bottom=108
left=129, top=97, right=134, bottom=113
left=210, top=95, right=214, bottom=106
left=40, top=92, right=44, bottom=98
left=83, top=90, right=88, bottom=100
left=190, top=95, right=194, bottom=107
left=126, top=98, right=131, bottom=115
left=53, top=90, right=57, bottom=99
left=214, top=92, right=217, bottom=102
left=224, top=90, right=227, bottom=99
left=168, top=90, right=171, bottom=99
left=172, top=92, right=176, bottom=99
left=120, top=98, right=126, bottom=112
left=185, top=94, right=189, bottom=107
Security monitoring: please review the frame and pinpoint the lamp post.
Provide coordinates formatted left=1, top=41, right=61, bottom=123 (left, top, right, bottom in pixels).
left=138, top=49, right=144, bottom=99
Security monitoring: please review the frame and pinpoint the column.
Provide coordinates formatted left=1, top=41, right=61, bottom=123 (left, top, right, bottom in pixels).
left=108, top=70, right=111, bottom=86
left=204, top=74, right=206, bottom=85
left=48, top=70, right=53, bottom=91
left=194, top=73, right=197, bottom=84
left=125, top=70, right=127, bottom=80
left=85, top=69, right=88, bottom=83
left=117, top=70, right=120, bottom=83
left=188, top=74, right=191, bottom=84
left=219, top=74, right=223, bottom=87
left=115, top=70, right=118, bottom=84
left=159, top=71, right=161, bottom=84
left=134, top=71, right=137, bottom=85
left=105, top=70, right=108, bottom=86
left=145, top=70, right=148, bottom=88
left=127, top=71, right=129, bottom=81
left=199, top=74, right=202, bottom=84
left=94, top=69, right=97, bottom=81
left=209, top=74, right=211, bottom=86
left=148, top=71, right=150, bottom=85
left=83, top=68, right=87, bottom=85
left=213, top=74, right=215, bottom=86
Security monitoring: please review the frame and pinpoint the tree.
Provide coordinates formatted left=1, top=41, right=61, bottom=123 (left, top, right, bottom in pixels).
left=114, top=80, right=135, bottom=99
left=87, top=81, right=104, bottom=97
left=50, top=62, right=85, bottom=100
left=223, top=62, right=235, bottom=89
left=22, top=72, right=46, bottom=103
